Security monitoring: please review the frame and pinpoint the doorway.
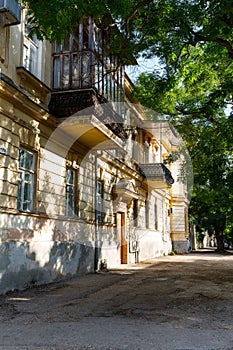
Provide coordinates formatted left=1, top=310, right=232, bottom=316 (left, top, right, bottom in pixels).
left=116, top=212, right=127, bottom=264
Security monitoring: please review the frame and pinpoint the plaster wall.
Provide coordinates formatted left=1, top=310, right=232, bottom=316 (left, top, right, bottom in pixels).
left=137, top=229, right=172, bottom=261
left=0, top=213, right=95, bottom=294
left=0, top=240, right=94, bottom=294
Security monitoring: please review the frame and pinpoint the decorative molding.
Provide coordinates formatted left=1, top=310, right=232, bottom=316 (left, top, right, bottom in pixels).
left=113, top=178, right=139, bottom=206
left=0, top=72, right=52, bottom=123
left=16, top=66, right=51, bottom=105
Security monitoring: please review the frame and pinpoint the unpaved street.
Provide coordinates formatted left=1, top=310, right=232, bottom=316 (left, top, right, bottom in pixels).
left=0, top=249, right=233, bottom=350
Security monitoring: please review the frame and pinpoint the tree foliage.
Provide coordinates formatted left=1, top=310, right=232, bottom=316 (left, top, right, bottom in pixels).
left=22, top=0, right=154, bottom=64
left=133, top=5, right=233, bottom=250
left=23, top=1, right=233, bottom=61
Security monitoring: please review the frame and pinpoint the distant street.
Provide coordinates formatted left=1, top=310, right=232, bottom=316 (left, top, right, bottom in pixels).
left=0, top=249, right=233, bottom=350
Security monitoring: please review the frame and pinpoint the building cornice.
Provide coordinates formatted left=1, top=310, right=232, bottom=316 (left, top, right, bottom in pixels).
left=0, top=72, right=56, bottom=127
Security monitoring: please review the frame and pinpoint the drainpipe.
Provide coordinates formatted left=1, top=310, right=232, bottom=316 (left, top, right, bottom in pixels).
left=94, top=150, right=103, bottom=271
left=160, top=121, right=163, bottom=163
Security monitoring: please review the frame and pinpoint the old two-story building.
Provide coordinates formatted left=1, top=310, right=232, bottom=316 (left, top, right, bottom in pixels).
left=0, top=1, right=190, bottom=294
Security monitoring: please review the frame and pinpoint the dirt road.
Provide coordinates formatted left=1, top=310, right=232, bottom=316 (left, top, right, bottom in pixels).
left=0, top=249, right=233, bottom=350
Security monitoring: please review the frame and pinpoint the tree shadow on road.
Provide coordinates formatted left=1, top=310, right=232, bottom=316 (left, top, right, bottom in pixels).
left=191, top=248, right=233, bottom=255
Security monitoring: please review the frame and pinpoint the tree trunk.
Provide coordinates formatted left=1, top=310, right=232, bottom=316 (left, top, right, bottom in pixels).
left=215, top=229, right=224, bottom=252
left=214, top=216, right=226, bottom=252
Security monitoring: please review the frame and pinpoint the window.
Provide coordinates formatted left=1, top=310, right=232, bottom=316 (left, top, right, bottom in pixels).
left=96, top=180, right=103, bottom=222
left=17, top=148, right=35, bottom=211
left=133, top=199, right=138, bottom=227
left=144, top=137, right=151, bottom=163
left=145, top=200, right=149, bottom=229
left=23, top=38, right=37, bottom=74
left=154, top=201, right=158, bottom=230
left=66, top=168, right=76, bottom=217
left=52, top=20, right=94, bottom=90
left=0, top=26, right=9, bottom=66
left=23, top=14, right=42, bottom=79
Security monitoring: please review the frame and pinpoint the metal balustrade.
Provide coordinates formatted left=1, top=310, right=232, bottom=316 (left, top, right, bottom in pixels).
left=139, top=163, right=174, bottom=188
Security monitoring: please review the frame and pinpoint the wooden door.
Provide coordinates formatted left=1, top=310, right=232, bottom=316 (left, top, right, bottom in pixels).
left=117, top=212, right=127, bottom=264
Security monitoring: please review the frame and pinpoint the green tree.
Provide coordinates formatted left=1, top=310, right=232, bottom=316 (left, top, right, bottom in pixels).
left=131, top=1, right=233, bottom=252
left=23, top=1, right=233, bottom=61
left=135, top=45, right=233, bottom=251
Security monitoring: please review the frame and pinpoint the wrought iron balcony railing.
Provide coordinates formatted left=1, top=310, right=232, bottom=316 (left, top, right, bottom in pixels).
left=49, top=89, right=128, bottom=140
left=139, top=163, right=174, bottom=189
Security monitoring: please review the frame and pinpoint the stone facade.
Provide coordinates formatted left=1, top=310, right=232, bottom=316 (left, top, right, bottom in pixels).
left=0, top=3, right=190, bottom=294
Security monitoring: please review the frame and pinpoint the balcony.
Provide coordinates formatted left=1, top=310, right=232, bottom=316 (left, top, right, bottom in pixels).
left=0, top=0, right=21, bottom=26
left=49, top=89, right=128, bottom=140
left=139, top=163, right=174, bottom=189
left=55, top=114, right=126, bottom=152
left=49, top=88, right=106, bottom=118
left=49, top=22, right=127, bottom=141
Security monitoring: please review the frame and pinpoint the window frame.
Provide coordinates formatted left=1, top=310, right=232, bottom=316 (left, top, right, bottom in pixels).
left=23, top=10, right=42, bottom=79
left=133, top=199, right=138, bottom=227
left=17, top=147, right=36, bottom=212
left=96, top=179, right=104, bottom=223
left=52, top=20, right=94, bottom=90
left=154, top=200, right=158, bottom=230
left=145, top=199, right=150, bottom=229
left=65, top=167, right=76, bottom=217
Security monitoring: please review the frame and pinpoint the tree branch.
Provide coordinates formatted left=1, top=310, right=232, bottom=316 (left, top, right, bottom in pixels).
left=100, top=0, right=154, bottom=40
left=213, top=37, right=233, bottom=59
left=175, top=106, right=219, bottom=125
left=123, top=0, right=154, bottom=39
left=215, top=13, right=233, bottom=29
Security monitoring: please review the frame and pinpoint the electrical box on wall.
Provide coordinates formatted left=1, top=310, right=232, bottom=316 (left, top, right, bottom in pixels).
left=129, top=241, right=138, bottom=253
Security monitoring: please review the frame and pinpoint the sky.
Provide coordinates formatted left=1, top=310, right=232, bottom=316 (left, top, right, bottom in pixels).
left=126, top=56, right=161, bottom=83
